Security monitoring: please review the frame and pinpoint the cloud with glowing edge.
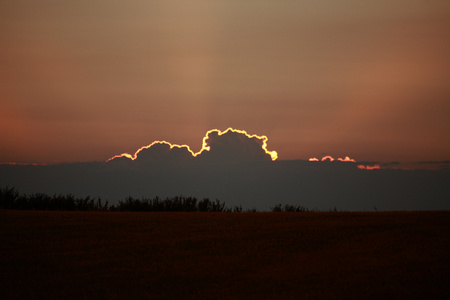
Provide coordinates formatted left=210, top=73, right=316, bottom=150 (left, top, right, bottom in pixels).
left=107, top=128, right=278, bottom=162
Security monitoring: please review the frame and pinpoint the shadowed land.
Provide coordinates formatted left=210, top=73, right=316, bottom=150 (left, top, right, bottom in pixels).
left=1, top=210, right=449, bottom=299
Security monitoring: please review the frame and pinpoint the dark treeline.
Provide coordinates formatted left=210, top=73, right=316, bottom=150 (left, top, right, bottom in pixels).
left=270, top=203, right=318, bottom=213
left=0, top=186, right=245, bottom=212
left=115, top=196, right=242, bottom=212
left=0, top=186, right=316, bottom=212
left=0, top=186, right=109, bottom=211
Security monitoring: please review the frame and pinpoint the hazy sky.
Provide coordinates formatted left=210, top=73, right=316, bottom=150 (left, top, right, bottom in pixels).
left=1, top=0, right=449, bottom=164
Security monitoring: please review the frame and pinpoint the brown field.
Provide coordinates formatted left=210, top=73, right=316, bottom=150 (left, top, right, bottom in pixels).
left=1, top=210, right=449, bottom=299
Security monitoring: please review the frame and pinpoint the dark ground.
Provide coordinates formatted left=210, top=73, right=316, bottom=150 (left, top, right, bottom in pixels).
left=1, top=210, right=449, bottom=299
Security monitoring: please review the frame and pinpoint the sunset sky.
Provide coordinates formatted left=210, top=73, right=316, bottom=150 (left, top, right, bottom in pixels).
left=1, top=0, right=449, bottom=164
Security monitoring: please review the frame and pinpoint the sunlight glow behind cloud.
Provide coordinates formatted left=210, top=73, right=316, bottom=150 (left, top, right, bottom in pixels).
left=338, top=156, right=357, bottom=163
left=309, top=156, right=356, bottom=163
left=107, top=128, right=278, bottom=162
left=357, top=164, right=381, bottom=170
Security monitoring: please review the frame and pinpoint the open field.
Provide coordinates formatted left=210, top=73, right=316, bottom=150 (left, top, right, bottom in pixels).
left=1, top=210, right=449, bottom=299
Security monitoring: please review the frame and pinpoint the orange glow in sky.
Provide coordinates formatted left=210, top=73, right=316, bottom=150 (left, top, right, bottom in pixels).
left=357, top=164, right=381, bottom=170
left=0, top=162, right=40, bottom=166
left=309, top=155, right=356, bottom=163
left=321, top=156, right=335, bottom=162
left=337, top=156, right=357, bottom=163
left=308, top=156, right=383, bottom=170
left=107, top=128, right=278, bottom=162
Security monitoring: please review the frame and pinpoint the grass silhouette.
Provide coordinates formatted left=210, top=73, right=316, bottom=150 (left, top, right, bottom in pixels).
left=0, top=187, right=246, bottom=212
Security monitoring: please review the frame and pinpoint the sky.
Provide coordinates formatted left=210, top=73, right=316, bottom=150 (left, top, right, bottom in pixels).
left=1, top=0, right=450, bottom=164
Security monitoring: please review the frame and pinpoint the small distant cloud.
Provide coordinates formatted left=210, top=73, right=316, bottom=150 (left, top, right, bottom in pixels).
left=309, top=155, right=357, bottom=163
left=357, top=164, right=381, bottom=170
left=337, top=156, right=357, bottom=163
left=308, top=155, right=385, bottom=170
left=321, top=155, right=335, bottom=162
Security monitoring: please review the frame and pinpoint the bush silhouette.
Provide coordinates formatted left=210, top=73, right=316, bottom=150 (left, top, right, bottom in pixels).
left=115, top=196, right=229, bottom=212
left=270, top=203, right=313, bottom=212
left=0, top=186, right=19, bottom=209
left=0, top=187, right=109, bottom=211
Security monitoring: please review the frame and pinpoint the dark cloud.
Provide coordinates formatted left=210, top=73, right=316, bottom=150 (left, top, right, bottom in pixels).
left=2, top=159, right=449, bottom=211
left=418, top=160, right=450, bottom=165
left=381, top=161, right=400, bottom=166
left=107, top=142, right=196, bottom=167
left=106, top=155, right=133, bottom=166
left=1, top=129, right=449, bottom=211
left=134, top=143, right=194, bottom=164
left=108, top=128, right=277, bottom=165
left=413, top=161, right=450, bottom=171
left=197, top=130, right=274, bottom=163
